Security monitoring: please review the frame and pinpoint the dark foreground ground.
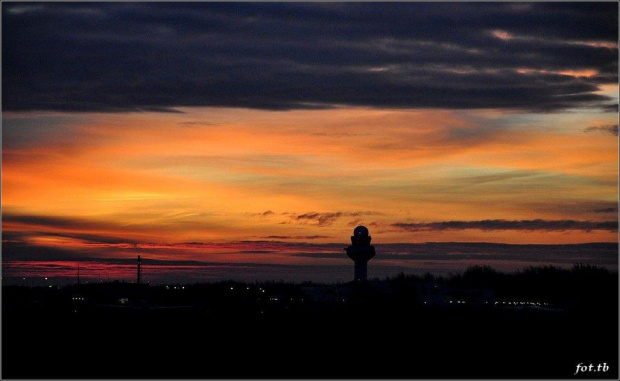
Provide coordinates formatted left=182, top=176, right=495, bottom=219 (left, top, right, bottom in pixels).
left=3, top=267, right=618, bottom=379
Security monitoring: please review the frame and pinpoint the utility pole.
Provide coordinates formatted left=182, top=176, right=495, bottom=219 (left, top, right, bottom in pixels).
left=137, top=255, right=142, bottom=285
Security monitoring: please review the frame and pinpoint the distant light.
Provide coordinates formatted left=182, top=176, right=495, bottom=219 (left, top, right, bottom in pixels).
left=262, top=290, right=265, bottom=293
left=45, top=277, right=48, bottom=280
left=247, top=287, right=250, bottom=290
left=230, top=287, right=234, bottom=290
left=182, top=286, right=185, bottom=289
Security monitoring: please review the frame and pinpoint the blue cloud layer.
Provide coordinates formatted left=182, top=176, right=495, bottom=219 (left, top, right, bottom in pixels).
left=3, top=2, right=617, bottom=113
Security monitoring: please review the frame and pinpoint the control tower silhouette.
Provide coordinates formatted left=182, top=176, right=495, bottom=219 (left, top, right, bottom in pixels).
left=345, top=226, right=376, bottom=282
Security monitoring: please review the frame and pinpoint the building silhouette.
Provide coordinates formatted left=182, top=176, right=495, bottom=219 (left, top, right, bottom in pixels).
left=345, top=226, right=376, bottom=282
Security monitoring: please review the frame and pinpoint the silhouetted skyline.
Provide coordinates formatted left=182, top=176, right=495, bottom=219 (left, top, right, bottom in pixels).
left=3, top=242, right=617, bottom=286
left=3, top=264, right=618, bottom=378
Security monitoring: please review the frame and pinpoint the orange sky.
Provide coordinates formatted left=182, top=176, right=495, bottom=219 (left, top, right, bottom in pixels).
left=3, top=104, right=618, bottom=256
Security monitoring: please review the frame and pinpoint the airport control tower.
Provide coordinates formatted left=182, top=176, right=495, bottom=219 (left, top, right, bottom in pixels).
left=345, top=226, right=376, bottom=282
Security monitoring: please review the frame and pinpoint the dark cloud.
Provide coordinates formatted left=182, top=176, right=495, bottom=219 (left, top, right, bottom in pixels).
left=34, top=231, right=138, bottom=246
left=292, top=242, right=618, bottom=267
left=3, top=2, right=617, bottom=113
left=2, top=240, right=83, bottom=262
left=584, top=124, right=619, bottom=136
left=262, top=235, right=332, bottom=240
left=177, top=121, right=217, bottom=127
left=3, top=212, right=117, bottom=231
left=294, top=211, right=381, bottom=226
left=521, top=200, right=619, bottom=218
left=238, top=250, right=275, bottom=254
left=601, top=103, right=619, bottom=113
left=392, top=219, right=618, bottom=232
left=296, top=212, right=342, bottom=226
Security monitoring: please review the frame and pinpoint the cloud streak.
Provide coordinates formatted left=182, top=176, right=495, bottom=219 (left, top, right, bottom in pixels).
left=584, top=124, right=619, bottom=136
left=262, top=235, right=332, bottom=240
left=392, top=219, right=618, bottom=232
left=294, top=211, right=381, bottom=226
left=293, top=241, right=618, bottom=259
left=3, top=2, right=617, bottom=113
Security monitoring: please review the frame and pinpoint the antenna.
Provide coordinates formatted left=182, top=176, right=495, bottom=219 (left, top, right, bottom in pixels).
left=137, top=255, right=142, bottom=285
left=77, top=264, right=81, bottom=285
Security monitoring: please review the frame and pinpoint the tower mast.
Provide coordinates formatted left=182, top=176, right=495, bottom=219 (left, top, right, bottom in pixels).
left=137, top=255, right=142, bottom=284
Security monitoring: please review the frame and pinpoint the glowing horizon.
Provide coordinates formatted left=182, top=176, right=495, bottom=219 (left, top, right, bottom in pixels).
left=3, top=106, right=617, bottom=249
left=2, top=2, right=618, bottom=283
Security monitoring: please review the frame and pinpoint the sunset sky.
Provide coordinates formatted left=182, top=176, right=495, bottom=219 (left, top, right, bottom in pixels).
left=2, top=2, right=618, bottom=284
